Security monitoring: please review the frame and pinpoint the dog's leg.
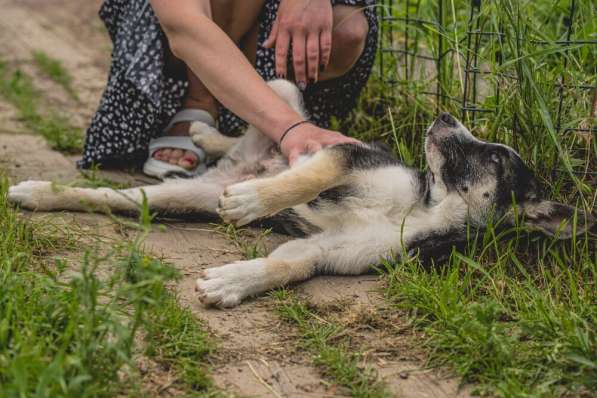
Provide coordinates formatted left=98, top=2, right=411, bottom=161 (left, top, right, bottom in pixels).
left=314, top=224, right=403, bottom=275
left=195, top=223, right=402, bottom=307
left=218, top=146, right=349, bottom=225
left=196, top=235, right=323, bottom=307
left=7, top=178, right=224, bottom=215
left=190, top=121, right=240, bottom=157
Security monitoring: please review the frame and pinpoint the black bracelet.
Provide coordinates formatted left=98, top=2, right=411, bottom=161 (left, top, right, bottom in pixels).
left=279, top=120, right=312, bottom=146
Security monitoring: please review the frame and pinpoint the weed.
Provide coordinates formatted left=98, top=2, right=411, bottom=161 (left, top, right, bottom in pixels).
left=349, top=0, right=596, bottom=190
left=273, top=290, right=391, bottom=398
left=144, top=294, right=215, bottom=392
left=0, top=177, right=218, bottom=396
left=33, top=51, right=79, bottom=100
left=382, top=223, right=596, bottom=396
left=0, top=61, right=83, bottom=153
left=1, top=177, right=156, bottom=396
left=341, top=1, right=597, bottom=396
left=216, top=223, right=272, bottom=259
left=74, top=164, right=132, bottom=189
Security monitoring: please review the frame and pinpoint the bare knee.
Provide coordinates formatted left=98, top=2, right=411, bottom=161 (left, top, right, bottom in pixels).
left=210, top=0, right=236, bottom=37
left=327, top=8, right=369, bottom=77
left=211, top=0, right=265, bottom=44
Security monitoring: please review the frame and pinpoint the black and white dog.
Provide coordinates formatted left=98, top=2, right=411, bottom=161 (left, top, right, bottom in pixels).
left=8, top=80, right=594, bottom=307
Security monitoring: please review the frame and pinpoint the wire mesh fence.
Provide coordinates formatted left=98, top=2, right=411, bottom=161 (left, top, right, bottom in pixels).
left=377, top=0, right=596, bottom=177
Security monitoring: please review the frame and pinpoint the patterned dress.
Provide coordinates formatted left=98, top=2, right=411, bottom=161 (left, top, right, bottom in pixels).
left=79, top=0, right=378, bottom=169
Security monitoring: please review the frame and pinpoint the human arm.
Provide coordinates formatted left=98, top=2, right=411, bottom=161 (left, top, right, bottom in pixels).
left=149, top=0, right=357, bottom=163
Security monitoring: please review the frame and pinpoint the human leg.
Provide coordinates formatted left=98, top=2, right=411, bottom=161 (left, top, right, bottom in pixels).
left=155, top=0, right=266, bottom=169
left=320, top=4, right=370, bottom=81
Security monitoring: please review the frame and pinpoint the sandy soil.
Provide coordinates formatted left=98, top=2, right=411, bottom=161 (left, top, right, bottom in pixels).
left=0, top=1, right=468, bottom=396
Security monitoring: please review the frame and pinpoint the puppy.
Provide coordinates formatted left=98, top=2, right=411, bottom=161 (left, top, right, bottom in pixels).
left=8, top=80, right=594, bottom=307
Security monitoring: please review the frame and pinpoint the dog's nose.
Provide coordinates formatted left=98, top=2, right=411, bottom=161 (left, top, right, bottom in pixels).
left=438, top=112, right=457, bottom=127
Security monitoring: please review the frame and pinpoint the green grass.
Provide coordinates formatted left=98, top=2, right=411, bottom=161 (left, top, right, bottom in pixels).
left=144, top=294, right=216, bottom=393
left=217, top=223, right=272, bottom=260
left=74, top=165, right=132, bottom=190
left=382, top=225, right=596, bottom=396
left=347, top=0, right=596, bottom=187
left=0, top=1, right=594, bottom=396
left=0, top=177, right=217, bottom=396
left=0, top=177, right=154, bottom=396
left=0, top=61, right=83, bottom=153
left=33, top=51, right=79, bottom=100
left=337, top=1, right=597, bottom=396
left=273, top=290, right=391, bottom=398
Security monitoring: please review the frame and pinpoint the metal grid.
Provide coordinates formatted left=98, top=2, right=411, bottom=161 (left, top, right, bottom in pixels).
left=378, top=0, right=597, bottom=137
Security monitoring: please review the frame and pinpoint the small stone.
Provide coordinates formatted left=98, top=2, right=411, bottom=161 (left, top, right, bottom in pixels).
left=399, top=372, right=409, bottom=379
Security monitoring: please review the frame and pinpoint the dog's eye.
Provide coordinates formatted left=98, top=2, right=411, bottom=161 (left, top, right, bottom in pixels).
left=490, top=151, right=501, bottom=164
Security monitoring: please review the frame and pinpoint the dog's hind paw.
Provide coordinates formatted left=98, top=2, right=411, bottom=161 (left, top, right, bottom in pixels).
left=7, top=180, right=55, bottom=210
left=189, top=121, right=231, bottom=156
left=217, top=180, right=268, bottom=226
left=195, top=259, right=268, bottom=308
left=190, top=121, right=217, bottom=145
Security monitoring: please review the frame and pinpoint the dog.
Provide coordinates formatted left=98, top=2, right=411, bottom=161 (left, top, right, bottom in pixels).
left=8, top=80, right=594, bottom=307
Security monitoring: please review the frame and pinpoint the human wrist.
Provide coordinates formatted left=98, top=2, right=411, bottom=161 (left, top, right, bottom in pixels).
left=279, top=122, right=318, bottom=156
left=279, top=129, right=300, bottom=158
left=279, top=120, right=312, bottom=146
left=262, top=111, right=304, bottom=143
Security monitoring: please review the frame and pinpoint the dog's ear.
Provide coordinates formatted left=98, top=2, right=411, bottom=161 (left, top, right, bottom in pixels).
left=519, top=200, right=595, bottom=239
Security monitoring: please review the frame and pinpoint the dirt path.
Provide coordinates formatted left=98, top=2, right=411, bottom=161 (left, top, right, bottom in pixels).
left=0, top=1, right=467, bottom=396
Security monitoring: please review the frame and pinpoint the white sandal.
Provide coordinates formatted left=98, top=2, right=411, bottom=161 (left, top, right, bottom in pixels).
left=143, top=109, right=215, bottom=179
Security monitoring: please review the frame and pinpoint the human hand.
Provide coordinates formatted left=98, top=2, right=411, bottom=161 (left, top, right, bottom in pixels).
left=263, top=0, right=333, bottom=89
left=279, top=123, right=360, bottom=165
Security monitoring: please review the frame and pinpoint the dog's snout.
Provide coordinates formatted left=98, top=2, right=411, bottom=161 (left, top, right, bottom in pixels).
left=439, top=112, right=457, bottom=127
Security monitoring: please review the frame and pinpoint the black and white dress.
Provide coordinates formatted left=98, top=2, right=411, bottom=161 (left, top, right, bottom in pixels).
left=79, top=0, right=378, bottom=169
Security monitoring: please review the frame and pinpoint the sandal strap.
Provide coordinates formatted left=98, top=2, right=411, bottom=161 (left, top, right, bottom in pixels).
left=148, top=136, right=206, bottom=163
left=164, top=109, right=215, bottom=132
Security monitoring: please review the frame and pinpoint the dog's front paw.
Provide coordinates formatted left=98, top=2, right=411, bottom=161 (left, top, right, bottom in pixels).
left=217, top=180, right=268, bottom=226
left=7, top=180, right=55, bottom=210
left=195, top=259, right=267, bottom=308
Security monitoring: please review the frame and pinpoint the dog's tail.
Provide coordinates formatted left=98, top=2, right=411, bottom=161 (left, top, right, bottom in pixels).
left=266, top=79, right=307, bottom=119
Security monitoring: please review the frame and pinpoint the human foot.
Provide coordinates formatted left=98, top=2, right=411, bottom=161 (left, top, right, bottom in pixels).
left=144, top=109, right=216, bottom=179
left=153, top=102, right=218, bottom=170
left=153, top=121, right=199, bottom=169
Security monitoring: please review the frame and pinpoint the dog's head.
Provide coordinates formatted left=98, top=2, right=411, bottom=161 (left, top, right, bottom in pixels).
left=424, top=112, right=594, bottom=238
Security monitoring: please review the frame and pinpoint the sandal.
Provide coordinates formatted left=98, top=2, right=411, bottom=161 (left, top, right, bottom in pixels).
left=143, top=109, right=215, bottom=179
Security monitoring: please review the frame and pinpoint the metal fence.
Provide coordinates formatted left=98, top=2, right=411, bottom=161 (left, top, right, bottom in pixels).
left=377, top=0, right=597, bottom=138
